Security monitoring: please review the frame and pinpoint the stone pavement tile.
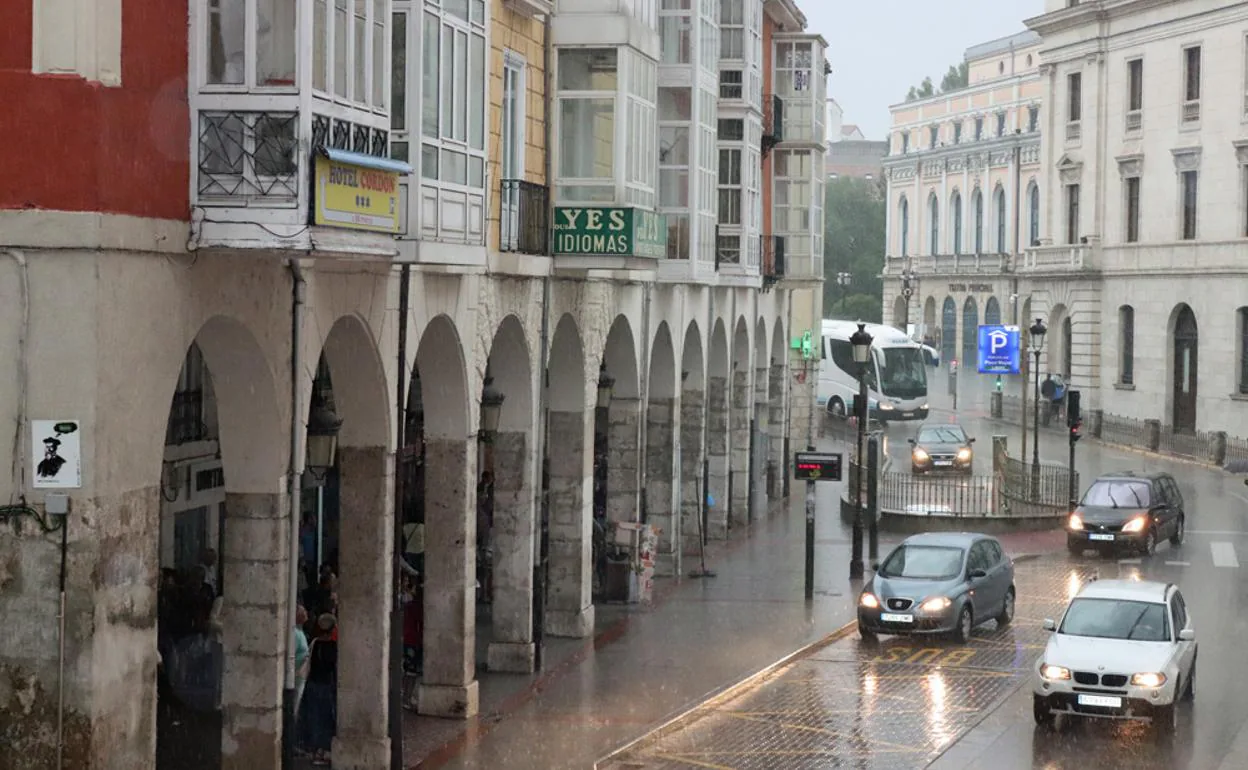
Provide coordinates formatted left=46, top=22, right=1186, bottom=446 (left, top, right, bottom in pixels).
left=605, top=559, right=1098, bottom=770
left=407, top=485, right=863, bottom=769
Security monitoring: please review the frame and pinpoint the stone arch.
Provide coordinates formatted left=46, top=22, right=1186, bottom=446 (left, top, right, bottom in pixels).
left=771, top=320, right=786, bottom=365
left=679, top=320, right=706, bottom=557
left=754, top=316, right=769, bottom=401
left=649, top=321, right=678, bottom=401
left=415, top=314, right=470, bottom=440
left=604, top=315, right=640, bottom=401
left=727, top=317, right=751, bottom=530
left=984, top=296, right=1002, bottom=326
left=548, top=313, right=586, bottom=413
left=705, top=319, right=730, bottom=539
left=320, top=314, right=391, bottom=449
left=709, top=319, right=729, bottom=377
left=646, top=322, right=679, bottom=573
left=315, top=314, right=395, bottom=749
left=732, top=316, right=750, bottom=370
left=485, top=314, right=534, bottom=433
left=961, top=296, right=979, bottom=364
left=482, top=313, right=537, bottom=671
left=892, top=295, right=908, bottom=330
left=941, top=296, right=958, bottom=362
left=1046, top=303, right=1069, bottom=379
left=923, top=296, right=936, bottom=339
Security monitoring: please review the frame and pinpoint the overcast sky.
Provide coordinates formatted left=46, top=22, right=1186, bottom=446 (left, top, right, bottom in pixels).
left=805, top=0, right=1045, bottom=139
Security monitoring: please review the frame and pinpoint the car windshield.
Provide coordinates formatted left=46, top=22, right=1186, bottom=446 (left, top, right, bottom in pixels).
left=878, top=545, right=965, bottom=580
left=878, top=347, right=928, bottom=400
left=1059, top=598, right=1171, bottom=642
left=1081, top=480, right=1151, bottom=508
left=917, top=427, right=966, bottom=444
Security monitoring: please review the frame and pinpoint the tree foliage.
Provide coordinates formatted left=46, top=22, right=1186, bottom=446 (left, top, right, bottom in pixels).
left=905, top=61, right=969, bottom=102
left=823, top=176, right=884, bottom=321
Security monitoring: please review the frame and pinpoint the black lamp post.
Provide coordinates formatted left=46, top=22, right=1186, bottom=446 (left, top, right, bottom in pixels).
left=306, top=393, right=343, bottom=482
left=849, top=321, right=873, bottom=579
left=479, top=372, right=506, bottom=442
left=1029, top=317, right=1047, bottom=494
left=597, top=363, right=615, bottom=409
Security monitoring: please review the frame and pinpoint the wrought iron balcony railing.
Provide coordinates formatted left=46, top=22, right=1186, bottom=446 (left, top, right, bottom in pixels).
left=499, top=179, right=550, bottom=255
left=197, top=111, right=299, bottom=203
left=762, top=94, right=784, bottom=155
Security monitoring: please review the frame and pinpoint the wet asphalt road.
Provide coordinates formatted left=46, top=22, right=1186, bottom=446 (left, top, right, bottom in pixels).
left=603, top=376, right=1248, bottom=769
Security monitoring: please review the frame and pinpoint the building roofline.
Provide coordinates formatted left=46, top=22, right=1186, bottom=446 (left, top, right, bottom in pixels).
left=763, top=0, right=807, bottom=31
left=887, top=70, right=1040, bottom=112
left=964, top=30, right=1041, bottom=62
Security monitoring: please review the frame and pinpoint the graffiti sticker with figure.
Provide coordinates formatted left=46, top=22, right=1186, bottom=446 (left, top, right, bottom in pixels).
left=32, top=420, right=81, bottom=489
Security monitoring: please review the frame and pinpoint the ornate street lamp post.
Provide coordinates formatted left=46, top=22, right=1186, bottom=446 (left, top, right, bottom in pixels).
left=849, top=322, right=873, bottom=579
left=1029, top=317, right=1047, bottom=495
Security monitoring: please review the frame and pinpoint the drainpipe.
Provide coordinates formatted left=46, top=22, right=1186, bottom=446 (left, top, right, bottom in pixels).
left=388, top=264, right=410, bottom=768
left=531, top=7, right=554, bottom=672
left=282, top=259, right=306, bottom=769
left=637, top=283, right=651, bottom=524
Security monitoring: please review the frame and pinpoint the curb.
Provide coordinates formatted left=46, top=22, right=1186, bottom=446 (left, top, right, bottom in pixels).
left=593, top=620, right=860, bottom=768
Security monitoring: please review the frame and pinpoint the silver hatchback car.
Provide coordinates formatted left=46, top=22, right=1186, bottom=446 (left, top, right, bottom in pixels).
left=858, top=532, right=1016, bottom=643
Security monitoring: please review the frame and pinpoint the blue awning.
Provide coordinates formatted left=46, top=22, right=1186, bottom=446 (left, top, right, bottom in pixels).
left=318, top=146, right=413, bottom=175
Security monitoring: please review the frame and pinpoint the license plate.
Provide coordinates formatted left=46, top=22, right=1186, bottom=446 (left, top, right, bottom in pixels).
left=880, top=613, right=913, bottom=623
left=934, top=460, right=952, bottom=466
left=1077, top=694, right=1122, bottom=708
left=901, top=412, right=913, bottom=418
left=1088, top=533, right=1114, bottom=542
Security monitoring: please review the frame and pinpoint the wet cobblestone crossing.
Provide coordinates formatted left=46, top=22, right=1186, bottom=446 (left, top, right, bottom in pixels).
left=600, top=560, right=1100, bottom=770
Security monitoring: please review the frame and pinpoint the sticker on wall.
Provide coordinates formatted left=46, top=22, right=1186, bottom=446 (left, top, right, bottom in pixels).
left=32, top=420, right=82, bottom=489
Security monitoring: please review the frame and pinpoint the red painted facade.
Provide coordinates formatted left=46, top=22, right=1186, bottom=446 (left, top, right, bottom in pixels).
left=0, top=0, right=189, bottom=221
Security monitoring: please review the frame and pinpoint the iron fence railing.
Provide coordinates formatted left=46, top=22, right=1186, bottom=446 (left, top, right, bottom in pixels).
left=998, top=454, right=1079, bottom=510
left=499, top=179, right=550, bottom=255
left=1158, top=426, right=1214, bottom=463
left=1226, top=435, right=1248, bottom=467
left=1098, top=412, right=1150, bottom=448
left=876, top=472, right=995, bottom=517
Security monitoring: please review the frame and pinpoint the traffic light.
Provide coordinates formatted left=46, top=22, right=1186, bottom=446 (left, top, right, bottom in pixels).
left=1066, top=389, right=1081, bottom=428
left=1070, top=419, right=1083, bottom=443
left=994, top=376, right=1003, bottom=393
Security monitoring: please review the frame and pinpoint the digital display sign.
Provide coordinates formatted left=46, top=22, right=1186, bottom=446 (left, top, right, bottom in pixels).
left=794, top=451, right=843, bottom=481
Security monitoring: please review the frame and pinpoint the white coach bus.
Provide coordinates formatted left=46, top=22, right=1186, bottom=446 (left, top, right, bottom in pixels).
left=817, top=320, right=929, bottom=423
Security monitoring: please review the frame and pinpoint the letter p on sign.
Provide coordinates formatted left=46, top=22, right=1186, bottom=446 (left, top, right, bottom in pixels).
left=989, top=329, right=1009, bottom=355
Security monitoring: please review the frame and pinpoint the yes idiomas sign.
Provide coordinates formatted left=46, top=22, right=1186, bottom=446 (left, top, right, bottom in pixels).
left=552, top=207, right=667, bottom=258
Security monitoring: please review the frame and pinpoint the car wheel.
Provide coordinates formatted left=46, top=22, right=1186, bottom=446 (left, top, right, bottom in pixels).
left=1142, top=528, right=1158, bottom=557
left=1184, top=659, right=1196, bottom=701
left=828, top=398, right=846, bottom=419
left=858, top=624, right=878, bottom=643
left=996, top=587, right=1016, bottom=627
left=1171, top=515, right=1186, bottom=546
left=1067, top=542, right=1085, bottom=557
left=1032, top=694, right=1055, bottom=727
left=1153, top=701, right=1178, bottom=737
left=952, top=605, right=973, bottom=643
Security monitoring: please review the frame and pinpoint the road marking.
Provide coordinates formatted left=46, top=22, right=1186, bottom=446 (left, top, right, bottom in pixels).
left=1187, top=530, right=1248, bottom=537
left=1211, top=541, right=1240, bottom=568
left=1118, top=558, right=1142, bottom=565
left=1165, top=561, right=1191, bottom=567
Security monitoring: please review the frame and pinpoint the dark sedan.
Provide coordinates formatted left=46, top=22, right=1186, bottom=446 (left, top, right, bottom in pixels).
left=1067, top=472, right=1186, bottom=557
left=858, top=532, right=1015, bottom=643
left=909, top=422, right=975, bottom=474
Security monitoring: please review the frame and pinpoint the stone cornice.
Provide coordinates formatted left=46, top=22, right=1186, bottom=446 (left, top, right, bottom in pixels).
left=882, top=133, right=1041, bottom=170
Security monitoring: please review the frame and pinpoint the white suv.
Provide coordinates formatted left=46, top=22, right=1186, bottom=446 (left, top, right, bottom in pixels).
left=1033, top=578, right=1196, bottom=733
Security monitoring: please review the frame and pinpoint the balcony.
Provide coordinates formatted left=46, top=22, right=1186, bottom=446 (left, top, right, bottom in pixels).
left=189, top=0, right=410, bottom=256
left=885, top=253, right=1009, bottom=276
left=762, top=235, right=786, bottom=289
left=500, top=180, right=550, bottom=255
left=1020, top=242, right=1100, bottom=274
left=761, top=94, right=784, bottom=156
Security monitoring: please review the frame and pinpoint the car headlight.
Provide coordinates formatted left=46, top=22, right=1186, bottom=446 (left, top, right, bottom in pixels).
left=1040, top=664, right=1071, bottom=681
left=1068, top=513, right=1083, bottom=531
left=1131, top=672, right=1166, bottom=688
left=920, top=596, right=952, bottom=612
left=880, top=403, right=895, bottom=410
left=956, top=448, right=972, bottom=462
left=1121, top=515, right=1148, bottom=534
left=921, top=404, right=929, bottom=410
left=912, top=448, right=929, bottom=461
left=859, top=593, right=880, bottom=609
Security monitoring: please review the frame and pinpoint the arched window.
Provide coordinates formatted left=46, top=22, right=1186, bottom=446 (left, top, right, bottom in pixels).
left=951, top=191, right=963, bottom=255
left=1027, top=183, right=1040, bottom=246
left=994, top=186, right=1007, bottom=253
left=1119, top=305, right=1135, bottom=385
left=928, top=193, right=940, bottom=254
left=899, top=196, right=910, bottom=256
left=972, top=190, right=984, bottom=254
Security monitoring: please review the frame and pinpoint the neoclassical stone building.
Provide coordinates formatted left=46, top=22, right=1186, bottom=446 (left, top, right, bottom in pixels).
left=0, top=0, right=824, bottom=768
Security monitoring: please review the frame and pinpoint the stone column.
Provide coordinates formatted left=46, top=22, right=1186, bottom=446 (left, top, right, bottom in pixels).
left=220, top=492, right=289, bottom=770
left=645, top=398, right=678, bottom=576
left=331, top=446, right=393, bottom=767
left=680, top=388, right=706, bottom=554
left=753, top=366, right=770, bottom=517
left=768, top=363, right=786, bottom=499
left=545, top=410, right=594, bottom=637
left=705, top=376, right=730, bottom=539
left=486, top=431, right=535, bottom=673
left=606, top=398, right=641, bottom=524
left=729, top=368, right=751, bottom=530
left=418, top=438, right=479, bottom=718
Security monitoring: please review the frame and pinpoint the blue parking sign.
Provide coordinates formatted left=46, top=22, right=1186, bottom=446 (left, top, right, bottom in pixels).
left=977, top=325, right=1020, bottom=374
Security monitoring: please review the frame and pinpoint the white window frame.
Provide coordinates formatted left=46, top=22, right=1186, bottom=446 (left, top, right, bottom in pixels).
left=1181, top=43, right=1202, bottom=125
left=1179, top=169, right=1198, bottom=241
left=556, top=48, right=621, bottom=203
left=308, top=0, right=388, bottom=108
left=659, top=6, right=693, bottom=65
left=718, top=147, right=743, bottom=226
left=417, top=1, right=487, bottom=190
left=500, top=50, right=527, bottom=250
left=719, top=0, right=744, bottom=60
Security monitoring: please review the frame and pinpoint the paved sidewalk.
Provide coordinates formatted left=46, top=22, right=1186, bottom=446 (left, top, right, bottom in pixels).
left=404, top=424, right=1065, bottom=769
